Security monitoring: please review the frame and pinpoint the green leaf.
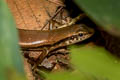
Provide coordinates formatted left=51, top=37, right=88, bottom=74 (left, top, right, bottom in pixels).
left=71, top=45, right=120, bottom=80
left=47, top=71, right=95, bottom=80
left=0, top=0, right=26, bottom=80
left=75, top=0, right=120, bottom=36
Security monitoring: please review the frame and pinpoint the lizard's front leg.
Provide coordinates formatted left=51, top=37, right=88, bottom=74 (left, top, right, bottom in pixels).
left=32, top=47, right=49, bottom=71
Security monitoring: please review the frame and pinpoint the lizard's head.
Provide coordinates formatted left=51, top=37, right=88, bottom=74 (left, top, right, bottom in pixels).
left=64, top=24, right=94, bottom=45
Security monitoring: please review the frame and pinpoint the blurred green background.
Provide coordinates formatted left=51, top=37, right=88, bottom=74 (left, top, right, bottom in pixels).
left=75, top=0, right=120, bottom=36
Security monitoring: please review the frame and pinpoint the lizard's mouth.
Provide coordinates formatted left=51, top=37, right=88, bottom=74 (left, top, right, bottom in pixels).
left=63, top=31, right=94, bottom=45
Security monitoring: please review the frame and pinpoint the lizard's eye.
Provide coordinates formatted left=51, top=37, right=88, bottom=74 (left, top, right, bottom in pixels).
left=79, top=33, right=83, bottom=37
